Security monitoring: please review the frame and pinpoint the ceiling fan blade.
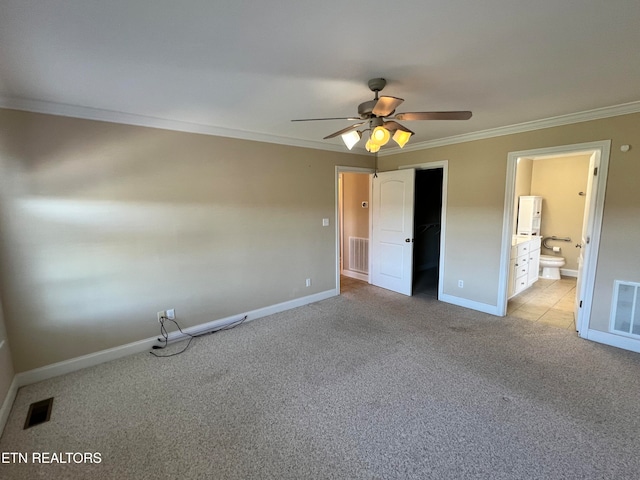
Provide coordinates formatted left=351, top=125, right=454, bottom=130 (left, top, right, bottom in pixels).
left=291, top=117, right=361, bottom=122
left=372, top=96, right=404, bottom=117
left=323, top=122, right=366, bottom=140
left=393, top=111, right=472, bottom=121
left=383, top=121, right=414, bottom=135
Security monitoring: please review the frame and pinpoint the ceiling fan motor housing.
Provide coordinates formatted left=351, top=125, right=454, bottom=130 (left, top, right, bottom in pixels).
left=367, top=78, right=387, bottom=93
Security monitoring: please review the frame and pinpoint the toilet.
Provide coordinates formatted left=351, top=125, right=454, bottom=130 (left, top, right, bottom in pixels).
left=539, top=254, right=565, bottom=280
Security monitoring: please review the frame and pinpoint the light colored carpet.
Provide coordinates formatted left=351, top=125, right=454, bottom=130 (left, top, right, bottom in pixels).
left=1, top=277, right=639, bottom=479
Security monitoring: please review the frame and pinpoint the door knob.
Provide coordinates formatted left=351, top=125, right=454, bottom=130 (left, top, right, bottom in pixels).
left=405, top=238, right=413, bottom=243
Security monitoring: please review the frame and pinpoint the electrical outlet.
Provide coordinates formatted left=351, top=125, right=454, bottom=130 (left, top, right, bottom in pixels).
left=157, top=311, right=165, bottom=322
left=458, top=280, right=464, bottom=288
left=306, top=278, right=312, bottom=287
left=166, top=308, right=175, bottom=319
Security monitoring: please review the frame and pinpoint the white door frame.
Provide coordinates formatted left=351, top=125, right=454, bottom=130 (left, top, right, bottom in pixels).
left=497, top=140, right=611, bottom=337
left=335, top=166, right=375, bottom=294
left=398, top=160, right=448, bottom=300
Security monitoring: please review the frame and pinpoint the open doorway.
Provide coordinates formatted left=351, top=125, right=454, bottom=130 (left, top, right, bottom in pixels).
left=499, top=141, right=610, bottom=337
left=366, top=160, right=448, bottom=298
left=337, top=162, right=446, bottom=299
left=339, top=171, right=371, bottom=282
left=413, top=168, right=443, bottom=297
left=507, top=151, right=593, bottom=329
left=335, top=166, right=374, bottom=294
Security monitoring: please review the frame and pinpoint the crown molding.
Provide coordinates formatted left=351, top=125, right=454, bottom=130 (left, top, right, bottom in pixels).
left=2, top=96, right=638, bottom=156
left=379, top=100, right=640, bottom=156
left=0, top=96, right=354, bottom=154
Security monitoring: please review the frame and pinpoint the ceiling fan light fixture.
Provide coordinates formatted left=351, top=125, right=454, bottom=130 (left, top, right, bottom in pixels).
left=365, top=140, right=380, bottom=153
left=392, top=129, right=412, bottom=148
left=341, top=130, right=362, bottom=150
left=370, top=126, right=391, bottom=146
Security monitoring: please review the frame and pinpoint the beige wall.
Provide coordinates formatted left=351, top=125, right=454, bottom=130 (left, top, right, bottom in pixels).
left=0, top=109, right=371, bottom=372
left=0, top=153, right=16, bottom=410
left=1, top=108, right=639, bottom=372
left=381, top=113, right=640, bottom=334
left=530, top=154, right=591, bottom=270
left=341, top=173, right=370, bottom=273
left=0, top=296, right=14, bottom=411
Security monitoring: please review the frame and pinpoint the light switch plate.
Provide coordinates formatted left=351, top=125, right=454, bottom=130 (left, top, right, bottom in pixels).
left=322, top=218, right=329, bottom=226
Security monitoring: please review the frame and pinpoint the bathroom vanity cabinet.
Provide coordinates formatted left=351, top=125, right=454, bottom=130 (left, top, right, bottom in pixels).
left=508, top=236, right=541, bottom=298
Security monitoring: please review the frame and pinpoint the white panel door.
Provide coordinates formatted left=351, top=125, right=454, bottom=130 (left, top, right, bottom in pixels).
left=575, top=152, right=599, bottom=332
left=371, top=169, right=415, bottom=295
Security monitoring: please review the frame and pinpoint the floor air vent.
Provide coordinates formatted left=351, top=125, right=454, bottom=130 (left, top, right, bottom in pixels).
left=24, top=397, right=54, bottom=429
left=611, top=280, right=640, bottom=337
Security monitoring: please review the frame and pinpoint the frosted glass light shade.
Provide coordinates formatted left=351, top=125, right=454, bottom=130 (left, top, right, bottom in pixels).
left=392, top=129, right=412, bottom=148
left=341, top=130, right=361, bottom=150
left=369, top=126, right=391, bottom=146
left=365, top=140, right=380, bottom=153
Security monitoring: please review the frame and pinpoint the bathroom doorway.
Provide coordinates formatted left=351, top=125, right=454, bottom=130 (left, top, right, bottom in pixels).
left=499, top=141, right=610, bottom=337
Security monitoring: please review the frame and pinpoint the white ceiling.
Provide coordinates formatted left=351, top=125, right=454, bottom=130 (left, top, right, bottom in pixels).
left=1, top=0, right=639, bottom=153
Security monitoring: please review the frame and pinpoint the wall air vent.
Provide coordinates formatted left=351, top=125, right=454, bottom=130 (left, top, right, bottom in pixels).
left=610, top=280, right=640, bottom=337
left=348, top=237, right=369, bottom=274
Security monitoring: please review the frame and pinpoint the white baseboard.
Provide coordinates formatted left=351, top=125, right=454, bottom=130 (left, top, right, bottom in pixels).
left=15, top=289, right=338, bottom=388
left=560, top=268, right=578, bottom=278
left=340, top=269, right=368, bottom=282
left=585, top=329, right=640, bottom=353
left=0, top=376, right=18, bottom=437
left=439, top=293, right=500, bottom=316
left=16, top=337, right=161, bottom=387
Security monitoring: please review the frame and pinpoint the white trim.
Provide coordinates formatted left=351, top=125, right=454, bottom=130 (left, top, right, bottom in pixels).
left=585, top=329, right=640, bottom=354
left=497, top=156, right=519, bottom=316
left=560, top=268, right=578, bottom=278
left=379, top=101, right=640, bottom=155
left=0, top=376, right=18, bottom=436
left=335, top=166, right=375, bottom=294
left=398, top=161, right=448, bottom=301
left=0, top=97, right=356, bottom=154
left=439, top=293, right=500, bottom=316
left=14, top=289, right=337, bottom=388
left=341, top=269, right=368, bottom=282
left=3, top=96, right=639, bottom=156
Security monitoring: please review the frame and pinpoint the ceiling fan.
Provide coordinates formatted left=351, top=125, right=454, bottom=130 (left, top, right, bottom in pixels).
left=292, top=78, right=472, bottom=152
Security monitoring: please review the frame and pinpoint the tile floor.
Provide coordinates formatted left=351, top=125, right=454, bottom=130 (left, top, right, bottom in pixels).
left=508, top=276, right=577, bottom=330
left=342, top=274, right=577, bottom=331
